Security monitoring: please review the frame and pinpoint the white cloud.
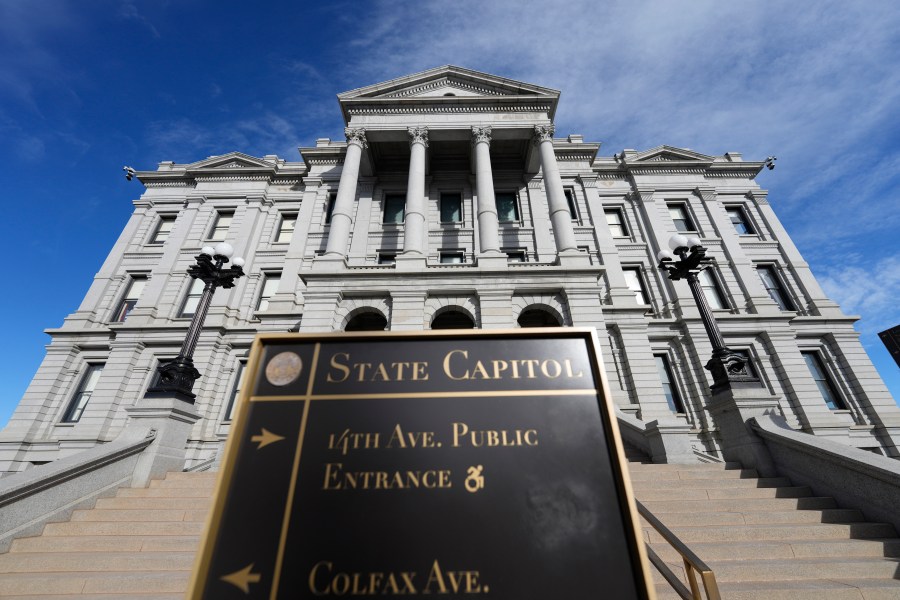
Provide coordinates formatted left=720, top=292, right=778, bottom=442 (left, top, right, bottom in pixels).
left=820, top=255, right=900, bottom=336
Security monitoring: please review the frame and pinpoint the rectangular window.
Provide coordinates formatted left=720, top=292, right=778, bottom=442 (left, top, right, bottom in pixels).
left=179, top=278, right=205, bottom=317
left=383, top=194, right=406, bottom=224
left=439, top=251, right=465, bottom=264
left=224, top=362, right=246, bottom=421
left=699, top=268, right=727, bottom=309
left=622, top=267, right=650, bottom=305
left=564, top=189, right=578, bottom=221
left=275, top=213, right=296, bottom=243
left=324, top=192, right=337, bottom=224
left=209, top=211, right=233, bottom=241
left=113, top=276, right=147, bottom=322
left=757, top=265, right=795, bottom=311
left=495, top=192, right=519, bottom=223
left=377, top=252, right=397, bottom=265
left=256, top=273, right=281, bottom=311
left=505, top=249, right=526, bottom=262
left=654, top=355, right=685, bottom=413
left=150, top=216, right=175, bottom=244
left=605, top=209, right=629, bottom=237
left=802, top=352, right=847, bottom=410
left=726, top=206, right=754, bottom=235
left=668, top=203, right=695, bottom=232
left=440, top=193, right=462, bottom=223
left=62, top=364, right=104, bottom=423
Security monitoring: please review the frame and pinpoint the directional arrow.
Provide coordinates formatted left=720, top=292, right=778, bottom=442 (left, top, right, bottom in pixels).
left=221, top=563, right=262, bottom=594
left=250, top=428, right=285, bottom=450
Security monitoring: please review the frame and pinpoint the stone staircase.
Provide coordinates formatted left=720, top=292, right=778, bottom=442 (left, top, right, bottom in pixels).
left=1, top=462, right=899, bottom=599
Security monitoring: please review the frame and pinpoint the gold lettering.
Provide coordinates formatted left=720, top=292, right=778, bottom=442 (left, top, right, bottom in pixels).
left=326, top=353, right=351, bottom=383
left=391, top=362, right=409, bottom=380
left=387, top=424, right=407, bottom=448
left=524, top=429, right=539, bottom=446
left=443, top=350, right=469, bottom=380
left=309, top=561, right=332, bottom=596
left=469, top=360, right=490, bottom=380
left=353, top=362, right=371, bottom=382
left=323, top=463, right=343, bottom=490
left=452, top=422, right=469, bottom=447
left=520, top=359, right=539, bottom=378
left=372, top=363, right=390, bottom=382
left=400, top=572, right=417, bottom=594
left=564, top=358, right=584, bottom=378
left=491, top=360, right=508, bottom=379
left=412, top=362, right=429, bottom=380
left=465, top=571, right=483, bottom=593
left=540, top=359, right=562, bottom=378
left=424, top=560, right=448, bottom=594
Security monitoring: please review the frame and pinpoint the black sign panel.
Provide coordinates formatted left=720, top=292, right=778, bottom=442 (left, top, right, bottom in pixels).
left=188, top=329, right=654, bottom=599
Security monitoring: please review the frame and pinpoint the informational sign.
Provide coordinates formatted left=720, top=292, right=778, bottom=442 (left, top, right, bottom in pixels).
left=188, top=329, right=655, bottom=599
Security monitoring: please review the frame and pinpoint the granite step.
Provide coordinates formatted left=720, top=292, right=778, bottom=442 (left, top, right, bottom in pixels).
left=9, top=534, right=201, bottom=554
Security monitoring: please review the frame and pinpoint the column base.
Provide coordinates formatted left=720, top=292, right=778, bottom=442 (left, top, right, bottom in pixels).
left=312, top=254, right=347, bottom=271
left=645, top=418, right=697, bottom=464
left=557, top=249, right=592, bottom=268
left=476, top=251, right=508, bottom=269
left=395, top=253, right=428, bottom=271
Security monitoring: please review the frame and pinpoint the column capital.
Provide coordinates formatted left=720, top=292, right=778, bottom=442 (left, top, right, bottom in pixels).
left=533, top=124, right=555, bottom=143
left=694, top=187, right=717, bottom=203
left=471, top=126, right=492, bottom=145
left=407, top=126, right=429, bottom=148
left=344, top=127, right=368, bottom=149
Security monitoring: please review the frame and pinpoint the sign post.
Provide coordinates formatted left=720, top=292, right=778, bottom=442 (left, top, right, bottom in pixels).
left=189, top=329, right=656, bottom=599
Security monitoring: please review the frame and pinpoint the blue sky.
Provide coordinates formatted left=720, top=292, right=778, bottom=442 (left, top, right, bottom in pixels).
left=0, top=0, right=898, bottom=427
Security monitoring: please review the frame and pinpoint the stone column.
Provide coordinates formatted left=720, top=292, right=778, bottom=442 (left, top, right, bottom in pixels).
left=471, top=126, right=501, bottom=255
left=324, top=127, right=366, bottom=258
left=403, top=127, right=428, bottom=255
left=534, top=124, right=577, bottom=254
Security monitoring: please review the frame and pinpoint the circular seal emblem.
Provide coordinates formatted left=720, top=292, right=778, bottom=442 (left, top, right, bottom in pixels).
left=265, top=351, right=303, bottom=386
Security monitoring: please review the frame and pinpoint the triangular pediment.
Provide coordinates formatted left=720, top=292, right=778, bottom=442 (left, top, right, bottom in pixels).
left=184, top=152, right=275, bottom=171
left=632, top=146, right=714, bottom=163
left=339, top=65, right=558, bottom=100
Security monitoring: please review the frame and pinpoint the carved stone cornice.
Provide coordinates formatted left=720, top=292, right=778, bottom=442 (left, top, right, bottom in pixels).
left=407, top=126, right=429, bottom=148
left=344, top=127, right=368, bottom=149
left=694, top=187, right=717, bottom=203
left=747, top=190, right=769, bottom=205
left=533, top=124, right=555, bottom=143
left=471, top=126, right=492, bottom=145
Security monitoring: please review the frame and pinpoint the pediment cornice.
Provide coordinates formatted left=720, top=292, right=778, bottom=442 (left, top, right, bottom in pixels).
left=134, top=152, right=307, bottom=186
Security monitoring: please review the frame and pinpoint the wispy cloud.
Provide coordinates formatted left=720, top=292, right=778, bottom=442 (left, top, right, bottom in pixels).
left=820, top=255, right=900, bottom=336
left=118, top=1, right=161, bottom=38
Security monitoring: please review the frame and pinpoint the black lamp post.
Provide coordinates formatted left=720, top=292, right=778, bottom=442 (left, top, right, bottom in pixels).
left=147, top=242, right=245, bottom=403
left=657, top=234, right=757, bottom=391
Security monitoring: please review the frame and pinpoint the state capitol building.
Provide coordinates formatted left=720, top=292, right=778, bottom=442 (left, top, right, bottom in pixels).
left=2, top=65, right=898, bottom=474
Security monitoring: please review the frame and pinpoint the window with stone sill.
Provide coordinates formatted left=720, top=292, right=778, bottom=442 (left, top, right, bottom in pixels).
left=440, top=193, right=463, bottom=223
left=802, top=351, right=848, bottom=411
left=383, top=194, right=406, bottom=224
left=113, top=276, right=147, bottom=322
left=61, top=363, right=104, bottom=423
left=604, top=208, right=629, bottom=238
left=495, top=192, right=520, bottom=223
left=757, top=265, right=795, bottom=311
left=324, top=192, right=337, bottom=225
left=208, top=211, right=234, bottom=242
left=149, top=215, right=175, bottom=244
left=275, top=213, right=297, bottom=243
left=564, top=188, right=579, bottom=222
left=256, top=273, right=281, bottom=311
left=667, top=203, right=696, bottom=233
left=504, top=248, right=527, bottom=262
left=439, top=251, right=465, bottom=264
left=622, top=267, right=650, bottom=305
left=224, top=362, right=246, bottom=422
left=179, top=278, right=205, bottom=318
left=654, top=355, right=685, bottom=413
left=726, top=206, right=755, bottom=235
left=699, top=268, right=728, bottom=310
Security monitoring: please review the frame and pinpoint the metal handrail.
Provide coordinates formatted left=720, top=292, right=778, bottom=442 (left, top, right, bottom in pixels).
left=636, top=500, right=721, bottom=600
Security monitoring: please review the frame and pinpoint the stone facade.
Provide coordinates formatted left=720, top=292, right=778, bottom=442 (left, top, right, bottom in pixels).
left=2, top=65, right=898, bottom=474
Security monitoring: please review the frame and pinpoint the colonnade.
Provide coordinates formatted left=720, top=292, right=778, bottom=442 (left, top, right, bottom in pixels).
left=322, top=124, right=577, bottom=260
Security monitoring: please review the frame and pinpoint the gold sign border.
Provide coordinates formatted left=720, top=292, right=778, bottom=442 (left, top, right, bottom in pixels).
left=187, top=328, right=657, bottom=600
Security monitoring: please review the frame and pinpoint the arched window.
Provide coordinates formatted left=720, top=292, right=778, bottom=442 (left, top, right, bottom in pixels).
left=345, top=312, right=388, bottom=331
left=517, top=309, right=562, bottom=328
left=431, top=310, right=475, bottom=330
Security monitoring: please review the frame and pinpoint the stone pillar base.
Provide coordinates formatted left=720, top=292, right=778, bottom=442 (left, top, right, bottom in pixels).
left=476, top=251, right=508, bottom=269
left=645, top=418, right=697, bottom=464
left=120, top=393, right=201, bottom=487
left=706, top=386, right=781, bottom=476
left=312, top=254, right=346, bottom=271
left=557, top=249, right=592, bottom=268
left=395, top=254, right=428, bottom=271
